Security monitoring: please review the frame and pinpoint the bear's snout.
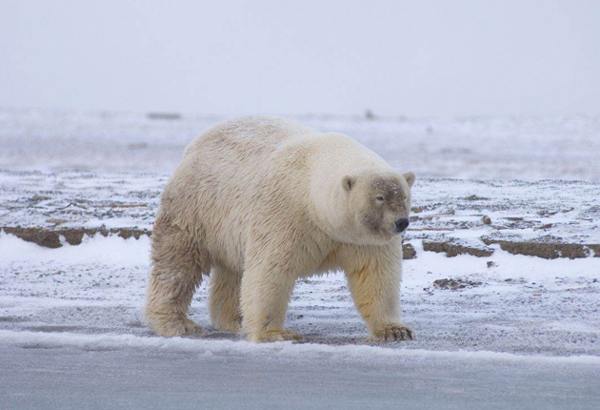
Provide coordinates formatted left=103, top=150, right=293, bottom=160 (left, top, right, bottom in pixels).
left=394, top=218, right=409, bottom=233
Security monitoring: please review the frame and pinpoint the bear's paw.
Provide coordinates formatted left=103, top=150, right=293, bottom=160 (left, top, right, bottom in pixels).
left=156, top=317, right=204, bottom=338
left=371, top=323, right=414, bottom=342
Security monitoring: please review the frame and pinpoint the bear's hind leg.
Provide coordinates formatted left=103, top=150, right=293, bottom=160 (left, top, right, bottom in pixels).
left=209, top=265, right=242, bottom=333
left=145, top=219, right=209, bottom=337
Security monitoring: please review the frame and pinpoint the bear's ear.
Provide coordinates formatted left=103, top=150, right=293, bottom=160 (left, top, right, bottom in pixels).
left=342, top=175, right=356, bottom=192
left=403, top=172, right=415, bottom=188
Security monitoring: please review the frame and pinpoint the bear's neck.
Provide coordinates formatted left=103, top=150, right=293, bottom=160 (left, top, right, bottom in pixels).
left=309, top=171, right=351, bottom=241
left=306, top=133, right=394, bottom=241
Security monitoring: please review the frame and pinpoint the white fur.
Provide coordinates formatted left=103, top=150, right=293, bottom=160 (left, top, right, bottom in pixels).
left=145, top=117, right=415, bottom=342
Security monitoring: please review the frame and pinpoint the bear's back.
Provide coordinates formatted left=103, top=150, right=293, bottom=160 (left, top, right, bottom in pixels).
left=160, top=117, right=315, bottom=270
left=184, top=116, right=312, bottom=162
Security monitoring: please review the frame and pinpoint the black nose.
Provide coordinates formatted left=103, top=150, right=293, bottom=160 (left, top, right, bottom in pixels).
left=395, top=218, right=409, bottom=233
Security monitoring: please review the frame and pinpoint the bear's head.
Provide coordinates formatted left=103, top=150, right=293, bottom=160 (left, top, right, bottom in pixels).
left=341, top=171, right=415, bottom=245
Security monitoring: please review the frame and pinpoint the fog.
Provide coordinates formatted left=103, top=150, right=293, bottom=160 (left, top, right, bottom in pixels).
left=2, top=0, right=599, bottom=116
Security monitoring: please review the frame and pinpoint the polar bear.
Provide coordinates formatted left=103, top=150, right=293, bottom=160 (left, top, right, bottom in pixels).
left=145, top=117, right=415, bottom=342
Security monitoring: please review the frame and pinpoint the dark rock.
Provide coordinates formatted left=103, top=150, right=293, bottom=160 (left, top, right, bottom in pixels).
left=433, top=278, right=483, bottom=290
left=463, top=195, right=489, bottom=201
left=402, top=243, right=417, bottom=259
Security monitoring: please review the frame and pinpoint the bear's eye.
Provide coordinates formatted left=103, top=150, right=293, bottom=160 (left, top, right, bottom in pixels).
left=375, top=195, right=385, bottom=203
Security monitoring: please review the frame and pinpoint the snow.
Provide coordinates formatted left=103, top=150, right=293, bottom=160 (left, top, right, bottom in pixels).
left=1, top=234, right=598, bottom=357
left=1, top=108, right=599, bottom=407
left=1, top=108, right=600, bottom=180
left=0, top=231, right=150, bottom=266
left=2, top=170, right=599, bottom=248
left=1, top=329, right=600, bottom=366
left=406, top=240, right=598, bottom=283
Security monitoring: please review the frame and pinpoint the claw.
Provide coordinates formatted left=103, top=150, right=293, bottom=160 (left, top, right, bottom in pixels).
left=372, top=323, right=414, bottom=342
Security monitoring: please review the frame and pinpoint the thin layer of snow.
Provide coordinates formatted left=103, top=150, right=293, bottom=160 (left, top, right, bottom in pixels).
left=406, top=240, right=599, bottom=285
left=1, top=234, right=598, bottom=356
left=0, top=231, right=150, bottom=266
left=1, top=108, right=599, bottom=181
left=2, top=170, right=599, bottom=245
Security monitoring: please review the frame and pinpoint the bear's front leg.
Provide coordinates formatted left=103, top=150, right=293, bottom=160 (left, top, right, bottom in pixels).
left=344, top=246, right=413, bottom=342
left=240, top=258, right=302, bottom=343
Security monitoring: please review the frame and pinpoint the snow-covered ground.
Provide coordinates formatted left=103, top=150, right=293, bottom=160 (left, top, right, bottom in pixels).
left=0, top=233, right=599, bottom=355
left=0, top=109, right=599, bottom=408
left=2, top=108, right=600, bottom=180
left=0, top=233, right=599, bottom=409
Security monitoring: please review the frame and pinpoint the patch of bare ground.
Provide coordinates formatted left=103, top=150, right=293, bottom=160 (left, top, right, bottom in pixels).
left=0, top=226, right=150, bottom=248
left=481, top=237, right=600, bottom=259
left=422, top=240, right=494, bottom=257
left=3, top=225, right=599, bottom=261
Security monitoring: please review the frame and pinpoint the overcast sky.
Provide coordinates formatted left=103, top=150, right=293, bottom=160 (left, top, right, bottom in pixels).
left=1, top=0, right=599, bottom=116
